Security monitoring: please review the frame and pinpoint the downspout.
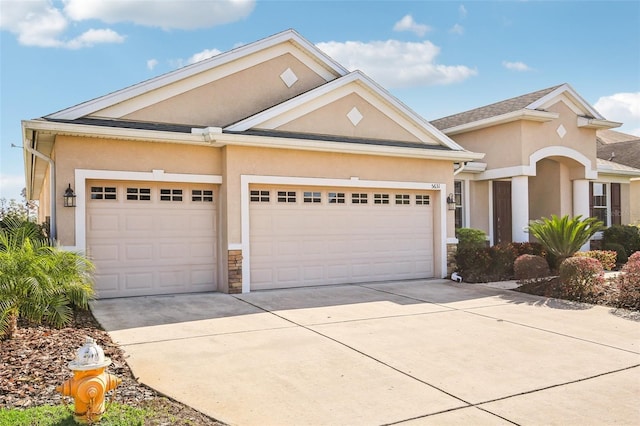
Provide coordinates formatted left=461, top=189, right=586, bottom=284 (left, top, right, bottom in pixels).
left=453, top=161, right=467, bottom=176
left=22, top=141, right=57, bottom=240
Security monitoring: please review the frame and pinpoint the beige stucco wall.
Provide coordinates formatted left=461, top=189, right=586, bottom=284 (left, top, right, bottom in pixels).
left=277, top=92, right=422, bottom=143
left=468, top=180, right=489, bottom=236
left=52, top=135, right=222, bottom=246
left=631, top=179, right=640, bottom=225
left=120, top=53, right=327, bottom=127
left=447, top=121, right=523, bottom=170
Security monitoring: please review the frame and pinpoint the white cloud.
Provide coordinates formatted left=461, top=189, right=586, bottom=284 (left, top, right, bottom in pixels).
left=459, top=5, right=468, bottom=18
left=172, top=48, right=223, bottom=69
left=594, top=92, right=640, bottom=136
left=0, top=0, right=125, bottom=48
left=63, top=0, right=256, bottom=30
left=502, top=60, right=532, bottom=72
left=316, top=39, right=477, bottom=88
left=449, top=24, right=464, bottom=35
left=0, top=174, right=25, bottom=201
left=393, top=15, right=431, bottom=37
left=147, top=59, right=159, bottom=70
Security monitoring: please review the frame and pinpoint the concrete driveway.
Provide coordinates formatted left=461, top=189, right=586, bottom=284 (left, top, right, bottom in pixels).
left=91, top=279, right=640, bottom=426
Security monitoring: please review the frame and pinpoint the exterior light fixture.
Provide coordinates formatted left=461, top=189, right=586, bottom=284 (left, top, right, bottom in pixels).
left=63, top=184, right=76, bottom=207
left=446, top=193, right=456, bottom=210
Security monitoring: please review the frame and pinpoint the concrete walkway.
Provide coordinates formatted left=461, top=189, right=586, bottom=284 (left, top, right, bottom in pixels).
left=91, top=280, right=640, bottom=426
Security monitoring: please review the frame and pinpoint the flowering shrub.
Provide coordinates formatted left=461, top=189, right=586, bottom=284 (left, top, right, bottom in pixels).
left=558, top=257, right=605, bottom=303
left=616, top=251, right=640, bottom=311
left=574, top=250, right=617, bottom=271
left=514, top=254, right=550, bottom=281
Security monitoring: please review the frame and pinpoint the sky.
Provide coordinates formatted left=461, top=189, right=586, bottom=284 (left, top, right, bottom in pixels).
left=1, top=0, right=639, bottom=203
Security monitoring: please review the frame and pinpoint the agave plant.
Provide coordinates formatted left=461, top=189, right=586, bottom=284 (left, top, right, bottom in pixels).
left=527, top=214, right=604, bottom=269
left=0, top=218, right=95, bottom=340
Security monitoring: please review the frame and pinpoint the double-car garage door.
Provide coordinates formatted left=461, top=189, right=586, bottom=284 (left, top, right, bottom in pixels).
left=86, top=181, right=217, bottom=298
left=249, top=185, right=434, bottom=290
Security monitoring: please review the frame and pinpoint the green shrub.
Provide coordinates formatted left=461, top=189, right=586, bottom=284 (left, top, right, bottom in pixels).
left=454, top=246, right=491, bottom=283
left=510, top=242, right=547, bottom=257
left=603, top=242, right=629, bottom=265
left=603, top=225, right=640, bottom=257
left=558, top=257, right=605, bottom=303
left=616, top=252, right=640, bottom=311
left=574, top=250, right=617, bottom=271
left=514, top=254, right=551, bottom=280
left=455, top=228, right=487, bottom=248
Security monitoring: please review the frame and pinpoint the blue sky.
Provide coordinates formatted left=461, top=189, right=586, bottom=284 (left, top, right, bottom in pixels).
left=1, top=0, right=639, bottom=202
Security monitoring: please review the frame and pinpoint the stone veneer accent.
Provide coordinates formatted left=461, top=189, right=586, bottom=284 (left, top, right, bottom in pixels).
left=228, top=250, right=243, bottom=294
left=446, top=243, right=458, bottom=277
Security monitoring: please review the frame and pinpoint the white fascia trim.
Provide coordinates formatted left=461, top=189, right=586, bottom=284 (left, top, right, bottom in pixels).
left=476, top=146, right=598, bottom=181
left=226, top=70, right=466, bottom=151
left=239, top=175, right=449, bottom=293
left=460, top=161, right=487, bottom=173
left=74, top=169, right=222, bottom=252
left=440, top=109, right=558, bottom=135
left=48, top=30, right=347, bottom=120
left=597, top=167, right=640, bottom=178
left=527, top=83, right=605, bottom=120
left=215, top=132, right=484, bottom=162
left=23, top=119, right=219, bottom=146
left=577, top=117, right=622, bottom=129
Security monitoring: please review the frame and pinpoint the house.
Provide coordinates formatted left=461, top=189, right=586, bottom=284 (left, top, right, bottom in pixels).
left=21, top=30, right=640, bottom=298
left=596, top=130, right=640, bottom=224
left=431, top=84, right=640, bottom=244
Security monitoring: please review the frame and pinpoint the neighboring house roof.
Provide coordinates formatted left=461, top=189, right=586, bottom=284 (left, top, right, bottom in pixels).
left=597, top=158, right=640, bottom=177
left=596, top=130, right=640, bottom=169
left=431, top=83, right=621, bottom=134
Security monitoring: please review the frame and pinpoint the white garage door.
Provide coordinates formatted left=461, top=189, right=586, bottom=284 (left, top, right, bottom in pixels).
left=86, top=181, right=217, bottom=298
left=250, top=186, right=434, bottom=290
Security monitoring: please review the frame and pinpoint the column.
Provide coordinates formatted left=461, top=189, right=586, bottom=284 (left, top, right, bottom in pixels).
left=573, top=179, right=591, bottom=251
left=511, top=176, right=529, bottom=242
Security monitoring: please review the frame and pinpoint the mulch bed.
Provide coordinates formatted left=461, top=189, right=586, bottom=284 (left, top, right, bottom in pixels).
left=0, top=309, right=225, bottom=425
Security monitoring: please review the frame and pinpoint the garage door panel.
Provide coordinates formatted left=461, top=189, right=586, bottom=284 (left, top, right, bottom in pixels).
left=87, top=181, right=217, bottom=298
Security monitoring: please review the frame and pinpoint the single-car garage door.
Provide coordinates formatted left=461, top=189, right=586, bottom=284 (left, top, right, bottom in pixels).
left=86, top=181, right=217, bottom=298
left=250, top=185, right=434, bottom=290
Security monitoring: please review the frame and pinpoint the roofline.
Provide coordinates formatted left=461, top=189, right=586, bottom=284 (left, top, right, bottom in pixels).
left=226, top=70, right=467, bottom=151
left=527, top=83, right=605, bottom=120
left=577, top=117, right=622, bottom=130
left=438, top=109, right=559, bottom=135
left=596, top=159, right=640, bottom=177
left=46, top=29, right=348, bottom=121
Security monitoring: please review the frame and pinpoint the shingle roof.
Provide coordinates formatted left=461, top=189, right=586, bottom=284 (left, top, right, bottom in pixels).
left=596, top=129, right=640, bottom=145
left=596, top=138, right=640, bottom=169
left=45, top=117, right=197, bottom=133
left=430, top=84, right=564, bottom=130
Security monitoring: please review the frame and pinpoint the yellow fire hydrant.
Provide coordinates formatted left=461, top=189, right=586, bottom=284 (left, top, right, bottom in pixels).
left=57, top=336, right=122, bottom=424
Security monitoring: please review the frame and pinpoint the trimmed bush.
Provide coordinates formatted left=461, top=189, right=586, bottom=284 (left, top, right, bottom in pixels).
left=574, top=250, right=617, bottom=271
left=514, top=254, right=551, bottom=280
left=603, top=225, right=640, bottom=257
left=510, top=242, right=547, bottom=258
left=558, top=257, right=605, bottom=303
left=455, top=228, right=487, bottom=248
left=604, top=242, right=628, bottom=265
left=616, top=251, right=640, bottom=311
left=454, top=246, right=491, bottom=283
left=488, top=244, right=517, bottom=281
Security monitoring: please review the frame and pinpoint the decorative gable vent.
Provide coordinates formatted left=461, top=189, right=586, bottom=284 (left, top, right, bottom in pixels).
left=280, top=68, right=299, bottom=88
left=347, top=107, right=363, bottom=126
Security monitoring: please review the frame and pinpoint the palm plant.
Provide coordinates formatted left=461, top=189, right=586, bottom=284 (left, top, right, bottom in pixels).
left=527, top=214, right=604, bottom=269
left=0, top=218, right=95, bottom=340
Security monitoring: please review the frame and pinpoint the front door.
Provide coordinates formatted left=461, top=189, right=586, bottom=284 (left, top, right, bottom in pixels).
left=493, top=181, right=512, bottom=244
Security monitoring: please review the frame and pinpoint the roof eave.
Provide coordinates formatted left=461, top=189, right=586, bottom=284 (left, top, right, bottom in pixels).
left=577, top=117, right=622, bottom=130
left=439, top=109, right=559, bottom=135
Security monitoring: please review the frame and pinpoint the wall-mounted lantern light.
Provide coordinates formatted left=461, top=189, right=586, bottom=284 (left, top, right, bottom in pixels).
left=63, top=184, right=76, bottom=207
left=446, top=193, right=456, bottom=210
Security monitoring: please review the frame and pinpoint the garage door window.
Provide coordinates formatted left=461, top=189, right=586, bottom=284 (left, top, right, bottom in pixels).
left=328, top=192, right=345, bottom=204
left=250, top=190, right=270, bottom=202
left=126, top=188, right=151, bottom=201
left=395, top=194, right=410, bottom=205
left=352, top=193, right=368, bottom=204
left=90, top=186, right=117, bottom=200
left=160, top=189, right=183, bottom=202
left=374, top=193, right=389, bottom=204
left=303, top=191, right=321, bottom=203
left=277, top=191, right=296, bottom=203
left=192, top=189, right=213, bottom=202
left=416, top=195, right=430, bottom=205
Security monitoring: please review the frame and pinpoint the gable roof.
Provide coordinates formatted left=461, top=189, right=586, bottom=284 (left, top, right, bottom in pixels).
left=596, top=131, right=640, bottom=169
left=597, top=158, right=640, bottom=177
left=431, top=83, right=621, bottom=134
left=46, top=29, right=348, bottom=121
